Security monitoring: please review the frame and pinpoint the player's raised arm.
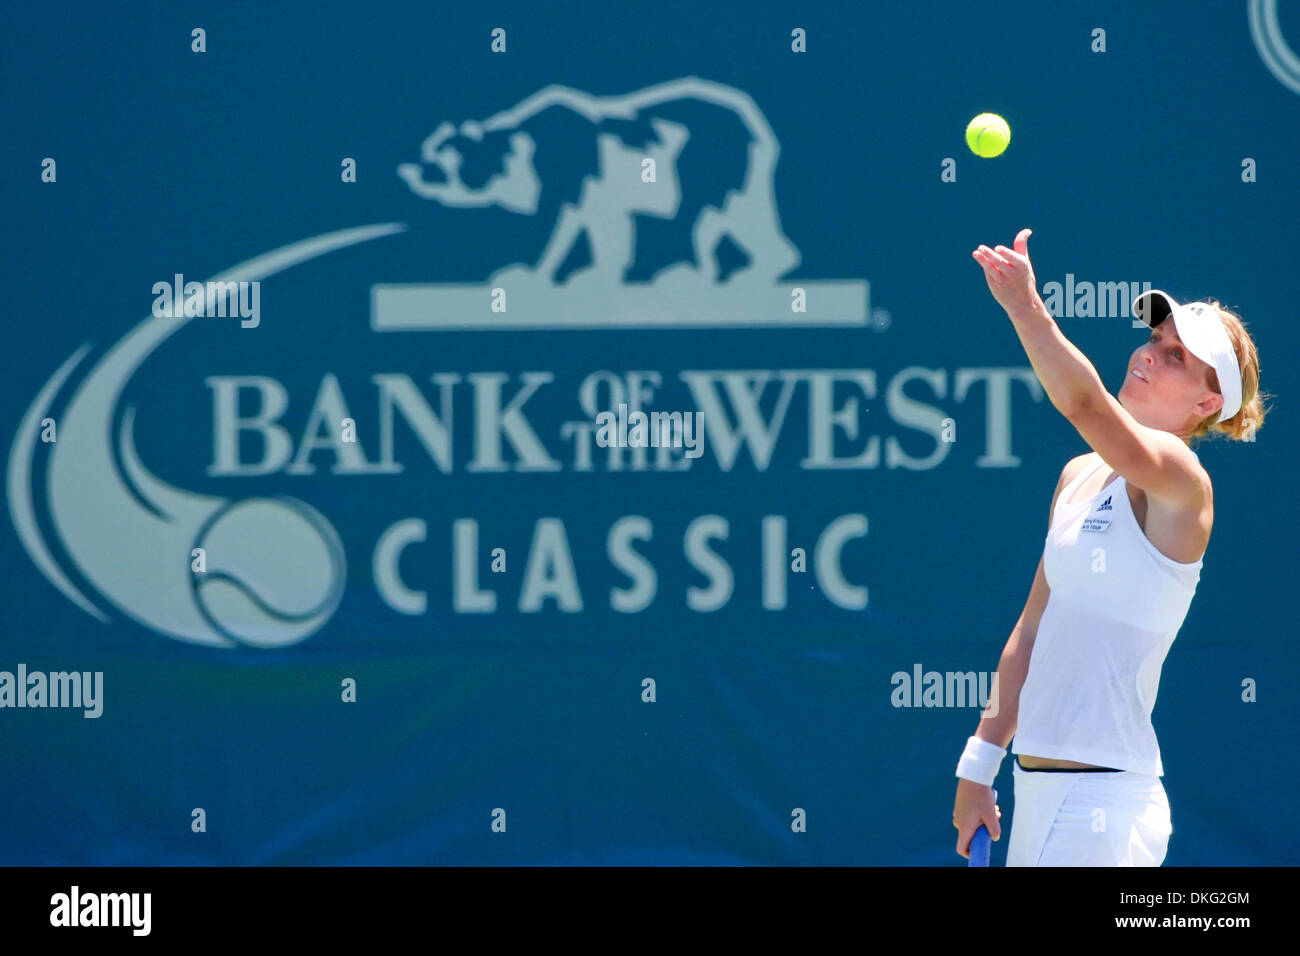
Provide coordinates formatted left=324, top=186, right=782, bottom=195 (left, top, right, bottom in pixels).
left=973, top=230, right=1208, bottom=505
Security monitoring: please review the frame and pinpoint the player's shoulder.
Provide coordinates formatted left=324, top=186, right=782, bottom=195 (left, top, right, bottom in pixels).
left=1046, top=453, right=1098, bottom=523
left=1058, top=451, right=1098, bottom=487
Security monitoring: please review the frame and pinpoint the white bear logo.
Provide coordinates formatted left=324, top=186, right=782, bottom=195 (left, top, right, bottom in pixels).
left=398, top=76, right=800, bottom=291
left=377, top=77, right=868, bottom=330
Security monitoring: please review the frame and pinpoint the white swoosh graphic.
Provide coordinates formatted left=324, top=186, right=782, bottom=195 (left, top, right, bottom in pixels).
left=1250, top=0, right=1300, bottom=94
left=11, top=223, right=404, bottom=645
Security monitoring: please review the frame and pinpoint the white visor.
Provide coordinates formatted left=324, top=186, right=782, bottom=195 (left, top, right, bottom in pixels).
left=1132, top=290, right=1242, bottom=424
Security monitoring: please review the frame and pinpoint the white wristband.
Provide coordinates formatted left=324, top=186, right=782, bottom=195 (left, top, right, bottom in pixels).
left=955, top=735, right=1006, bottom=786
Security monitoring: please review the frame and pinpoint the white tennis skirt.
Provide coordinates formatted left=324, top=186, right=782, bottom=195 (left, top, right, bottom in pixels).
left=1006, top=757, right=1173, bottom=866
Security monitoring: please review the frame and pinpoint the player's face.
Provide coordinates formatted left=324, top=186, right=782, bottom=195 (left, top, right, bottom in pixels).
left=1118, top=321, right=1221, bottom=427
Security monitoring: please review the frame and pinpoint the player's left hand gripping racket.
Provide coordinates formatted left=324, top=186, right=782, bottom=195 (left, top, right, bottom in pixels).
left=968, top=788, right=997, bottom=867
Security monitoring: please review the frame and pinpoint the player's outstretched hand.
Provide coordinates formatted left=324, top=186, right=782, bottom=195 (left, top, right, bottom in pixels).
left=972, top=227, right=1041, bottom=319
left=953, top=777, right=1002, bottom=859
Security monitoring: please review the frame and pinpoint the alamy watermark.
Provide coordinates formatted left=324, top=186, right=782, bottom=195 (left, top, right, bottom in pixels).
left=594, top=402, right=705, bottom=459
left=152, top=273, right=260, bottom=327
left=50, top=886, right=150, bottom=935
left=1041, top=275, right=1152, bottom=325
left=890, top=663, right=999, bottom=716
left=0, top=664, right=103, bottom=717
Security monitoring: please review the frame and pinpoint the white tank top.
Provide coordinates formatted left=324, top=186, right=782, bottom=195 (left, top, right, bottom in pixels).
left=1012, top=455, right=1204, bottom=775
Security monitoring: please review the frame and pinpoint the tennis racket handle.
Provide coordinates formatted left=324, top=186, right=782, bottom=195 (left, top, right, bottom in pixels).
left=968, top=787, right=997, bottom=867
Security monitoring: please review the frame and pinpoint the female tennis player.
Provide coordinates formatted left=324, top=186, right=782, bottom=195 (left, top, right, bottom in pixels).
left=951, top=228, right=1266, bottom=866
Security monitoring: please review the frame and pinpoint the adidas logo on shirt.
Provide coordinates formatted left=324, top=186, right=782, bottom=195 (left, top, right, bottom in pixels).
left=1082, top=495, right=1114, bottom=533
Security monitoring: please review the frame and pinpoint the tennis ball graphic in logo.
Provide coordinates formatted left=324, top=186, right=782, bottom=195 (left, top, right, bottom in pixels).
left=191, top=497, right=345, bottom=648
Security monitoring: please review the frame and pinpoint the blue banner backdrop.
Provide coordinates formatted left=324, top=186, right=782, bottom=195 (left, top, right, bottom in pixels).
left=1, top=0, right=1296, bottom=864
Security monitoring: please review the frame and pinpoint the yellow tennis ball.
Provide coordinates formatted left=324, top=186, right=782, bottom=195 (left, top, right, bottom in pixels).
left=966, top=113, right=1011, bottom=158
